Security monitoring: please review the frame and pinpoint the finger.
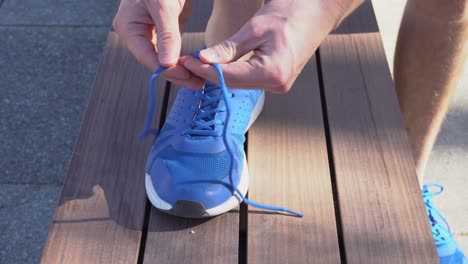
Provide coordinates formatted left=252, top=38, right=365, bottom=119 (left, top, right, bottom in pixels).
left=124, top=31, right=200, bottom=84
left=160, top=61, right=204, bottom=88
left=124, top=23, right=160, bottom=72
left=183, top=56, right=269, bottom=89
left=145, top=0, right=182, bottom=67
left=167, top=74, right=205, bottom=89
left=199, top=20, right=266, bottom=64
left=124, top=29, right=182, bottom=74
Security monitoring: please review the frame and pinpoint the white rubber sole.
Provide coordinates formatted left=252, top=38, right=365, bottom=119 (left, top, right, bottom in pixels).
left=145, top=91, right=265, bottom=217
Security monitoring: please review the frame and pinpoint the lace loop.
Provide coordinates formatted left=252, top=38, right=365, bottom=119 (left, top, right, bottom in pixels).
left=139, top=66, right=167, bottom=139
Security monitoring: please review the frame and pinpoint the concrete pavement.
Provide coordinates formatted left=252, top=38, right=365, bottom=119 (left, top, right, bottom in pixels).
left=0, top=0, right=118, bottom=263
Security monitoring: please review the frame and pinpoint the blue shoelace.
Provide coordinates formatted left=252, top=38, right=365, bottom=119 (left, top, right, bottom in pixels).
left=140, top=60, right=303, bottom=218
left=422, top=183, right=453, bottom=246
left=181, top=81, right=229, bottom=137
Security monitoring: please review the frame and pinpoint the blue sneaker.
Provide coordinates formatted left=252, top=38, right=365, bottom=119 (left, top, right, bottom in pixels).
left=140, top=63, right=303, bottom=218
left=138, top=60, right=265, bottom=217
left=423, top=183, right=467, bottom=264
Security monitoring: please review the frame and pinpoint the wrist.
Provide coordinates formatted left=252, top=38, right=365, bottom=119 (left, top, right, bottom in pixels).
left=318, top=0, right=364, bottom=29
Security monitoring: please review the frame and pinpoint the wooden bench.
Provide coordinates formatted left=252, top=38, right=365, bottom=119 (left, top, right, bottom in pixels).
left=41, top=1, right=439, bottom=263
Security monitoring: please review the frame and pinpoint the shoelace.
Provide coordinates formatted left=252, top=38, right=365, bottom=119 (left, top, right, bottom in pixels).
left=422, top=183, right=453, bottom=246
left=140, top=60, right=303, bottom=218
left=181, top=81, right=230, bottom=137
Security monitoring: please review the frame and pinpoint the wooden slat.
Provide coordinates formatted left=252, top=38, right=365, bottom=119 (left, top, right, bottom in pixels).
left=247, top=58, right=341, bottom=263
left=41, top=32, right=168, bottom=263
left=143, top=27, right=240, bottom=264
left=144, top=210, right=239, bottom=264
left=318, top=2, right=438, bottom=263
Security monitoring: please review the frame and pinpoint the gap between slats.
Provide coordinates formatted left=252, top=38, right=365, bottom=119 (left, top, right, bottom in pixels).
left=316, top=48, right=347, bottom=263
left=238, top=135, right=249, bottom=264
left=135, top=82, right=250, bottom=264
left=136, top=80, right=172, bottom=264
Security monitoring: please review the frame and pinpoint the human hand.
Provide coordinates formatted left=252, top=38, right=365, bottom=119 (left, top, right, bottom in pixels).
left=113, top=0, right=204, bottom=88
left=181, top=0, right=349, bottom=93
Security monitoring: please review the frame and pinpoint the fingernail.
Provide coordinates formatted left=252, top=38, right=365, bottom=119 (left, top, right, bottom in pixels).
left=160, top=61, right=177, bottom=68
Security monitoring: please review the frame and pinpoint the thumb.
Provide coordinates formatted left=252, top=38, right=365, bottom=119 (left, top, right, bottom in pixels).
left=145, top=0, right=182, bottom=67
left=200, top=22, right=263, bottom=64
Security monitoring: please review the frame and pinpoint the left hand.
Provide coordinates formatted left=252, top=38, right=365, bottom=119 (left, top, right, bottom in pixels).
left=113, top=0, right=204, bottom=88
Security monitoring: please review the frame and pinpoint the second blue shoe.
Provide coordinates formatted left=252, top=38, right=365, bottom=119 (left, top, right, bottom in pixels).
left=423, top=183, right=467, bottom=264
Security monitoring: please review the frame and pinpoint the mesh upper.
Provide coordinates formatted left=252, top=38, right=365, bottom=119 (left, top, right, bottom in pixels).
left=157, top=145, right=232, bottom=182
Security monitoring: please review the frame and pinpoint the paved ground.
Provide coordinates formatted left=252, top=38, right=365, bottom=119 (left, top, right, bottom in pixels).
left=0, top=0, right=118, bottom=263
left=0, top=0, right=466, bottom=263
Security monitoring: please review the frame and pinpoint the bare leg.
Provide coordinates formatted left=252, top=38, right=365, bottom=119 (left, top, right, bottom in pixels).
left=394, top=0, right=468, bottom=181
left=205, top=0, right=263, bottom=47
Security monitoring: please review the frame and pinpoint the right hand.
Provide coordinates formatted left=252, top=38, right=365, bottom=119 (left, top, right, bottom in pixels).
left=181, top=0, right=344, bottom=93
left=113, top=0, right=204, bottom=88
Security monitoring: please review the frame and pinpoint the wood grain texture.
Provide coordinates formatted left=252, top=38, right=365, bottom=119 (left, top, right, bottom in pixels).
left=247, top=59, right=341, bottom=264
left=41, top=32, right=168, bottom=264
left=319, top=2, right=438, bottom=262
left=144, top=210, right=239, bottom=264
left=143, top=33, right=240, bottom=264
